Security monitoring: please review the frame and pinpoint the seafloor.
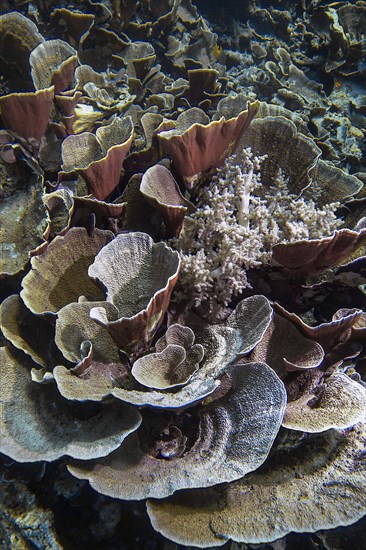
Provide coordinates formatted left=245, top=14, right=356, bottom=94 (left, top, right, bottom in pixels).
left=0, top=0, right=365, bottom=548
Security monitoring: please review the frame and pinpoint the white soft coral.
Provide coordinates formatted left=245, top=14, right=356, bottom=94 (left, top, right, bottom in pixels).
left=172, top=148, right=342, bottom=318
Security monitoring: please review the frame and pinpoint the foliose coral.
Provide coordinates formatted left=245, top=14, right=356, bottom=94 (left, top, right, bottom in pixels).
left=0, top=1, right=366, bottom=548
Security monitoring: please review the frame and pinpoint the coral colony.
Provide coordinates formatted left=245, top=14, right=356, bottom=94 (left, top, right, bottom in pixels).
left=0, top=1, right=365, bottom=547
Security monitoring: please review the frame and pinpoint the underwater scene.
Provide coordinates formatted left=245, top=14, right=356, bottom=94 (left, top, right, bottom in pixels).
left=0, top=0, right=365, bottom=548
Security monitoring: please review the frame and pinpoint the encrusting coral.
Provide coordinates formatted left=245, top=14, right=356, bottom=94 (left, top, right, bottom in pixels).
left=0, top=2, right=366, bottom=548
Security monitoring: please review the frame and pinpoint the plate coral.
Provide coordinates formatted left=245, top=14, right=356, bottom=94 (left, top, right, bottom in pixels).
left=0, top=1, right=365, bottom=548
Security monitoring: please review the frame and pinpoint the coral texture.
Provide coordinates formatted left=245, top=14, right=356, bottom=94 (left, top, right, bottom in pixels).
left=0, top=1, right=366, bottom=548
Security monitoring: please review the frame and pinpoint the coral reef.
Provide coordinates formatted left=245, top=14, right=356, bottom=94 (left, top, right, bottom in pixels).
left=0, top=1, right=365, bottom=548
left=173, top=146, right=343, bottom=316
